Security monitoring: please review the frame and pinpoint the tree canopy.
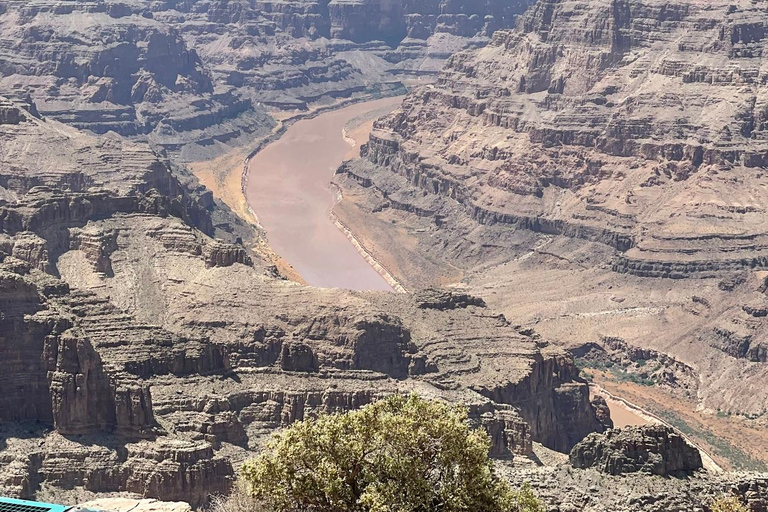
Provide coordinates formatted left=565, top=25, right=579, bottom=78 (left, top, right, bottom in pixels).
left=241, top=394, right=543, bottom=512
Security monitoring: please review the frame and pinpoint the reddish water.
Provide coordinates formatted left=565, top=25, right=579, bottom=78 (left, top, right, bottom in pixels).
left=246, top=97, right=402, bottom=290
left=607, top=401, right=649, bottom=428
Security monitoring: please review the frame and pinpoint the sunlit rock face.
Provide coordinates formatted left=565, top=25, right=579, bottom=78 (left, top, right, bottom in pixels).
left=333, top=0, right=768, bottom=422
left=0, top=98, right=602, bottom=503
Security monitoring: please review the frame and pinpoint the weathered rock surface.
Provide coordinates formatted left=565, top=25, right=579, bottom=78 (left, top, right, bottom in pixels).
left=503, top=461, right=768, bottom=512
left=0, top=0, right=536, bottom=160
left=75, top=498, right=192, bottom=512
left=0, top=97, right=604, bottom=504
left=345, top=0, right=768, bottom=278
left=570, top=425, right=702, bottom=476
left=332, top=0, right=768, bottom=429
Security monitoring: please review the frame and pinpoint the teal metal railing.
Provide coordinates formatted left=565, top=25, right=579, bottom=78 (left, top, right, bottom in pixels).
left=0, top=497, right=71, bottom=512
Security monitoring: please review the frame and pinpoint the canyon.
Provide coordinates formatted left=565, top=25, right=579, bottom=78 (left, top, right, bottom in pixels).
left=244, top=97, right=401, bottom=290
left=334, top=0, right=768, bottom=470
left=0, top=0, right=535, bottom=161
left=0, top=95, right=605, bottom=504
left=1, top=0, right=768, bottom=510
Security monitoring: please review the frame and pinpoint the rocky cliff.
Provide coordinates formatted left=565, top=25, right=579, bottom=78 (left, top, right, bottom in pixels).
left=332, top=0, right=768, bottom=435
left=0, top=0, right=536, bottom=160
left=0, top=97, right=604, bottom=504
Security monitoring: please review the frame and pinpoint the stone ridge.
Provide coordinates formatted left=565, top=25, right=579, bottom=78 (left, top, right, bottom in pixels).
left=342, top=0, right=768, bottom=278
left=0, top=96, right=604, bottom=504
left=0, top=0, right=536, bottom=160
left=569, top=424, right=703, bottom=476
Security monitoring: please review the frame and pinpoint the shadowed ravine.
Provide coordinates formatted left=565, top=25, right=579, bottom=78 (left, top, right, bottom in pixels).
left=245, top=97, right=403, bottom=291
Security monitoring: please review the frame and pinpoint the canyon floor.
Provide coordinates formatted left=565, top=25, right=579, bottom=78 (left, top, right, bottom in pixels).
left=189, top=90, right=768, bottom=473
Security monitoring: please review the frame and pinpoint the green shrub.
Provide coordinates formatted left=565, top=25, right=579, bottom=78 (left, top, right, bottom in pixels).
left=241, top=394, right=544, bottom=512
left=711, top=495, right=749, bottom=512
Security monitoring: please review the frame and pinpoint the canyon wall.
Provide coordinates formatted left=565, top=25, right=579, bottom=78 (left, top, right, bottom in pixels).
left=333, top=0, right=768, bottom=428
left=351, top=0, right=768, bottom=277
left=0, top=0, right=536, bottom=160
left=0, top=97, right=604, bottom=504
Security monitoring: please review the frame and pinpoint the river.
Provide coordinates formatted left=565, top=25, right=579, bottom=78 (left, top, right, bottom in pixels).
left=245, top=97, right=402, bottom=291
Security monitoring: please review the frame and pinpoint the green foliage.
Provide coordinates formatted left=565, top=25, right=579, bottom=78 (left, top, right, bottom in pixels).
left=710, top=495, right=750, bottom=512
left=508, top=483, right=545, bottom=512
left=654, top=409, right=767, bottom=471
left=241, top=394, right=544, bottom=512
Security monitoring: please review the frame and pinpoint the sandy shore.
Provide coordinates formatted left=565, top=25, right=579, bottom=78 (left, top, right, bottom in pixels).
left=245, top=97, right=403, bottom=291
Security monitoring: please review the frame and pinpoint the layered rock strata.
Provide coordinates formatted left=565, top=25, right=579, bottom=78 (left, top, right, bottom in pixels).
left=332, top=0, right=768, bottom=424
left=0, top=98, right=604, bottom=504
left=341, top=0, right=768, bottom=278
left=0, top=0, right=536, bottom=159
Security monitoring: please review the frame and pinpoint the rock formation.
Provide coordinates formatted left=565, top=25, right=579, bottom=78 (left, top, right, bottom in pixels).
left=504, top=460, right=768, bottom=512
left=0, top=0, right=536, bottom=160
left=333, top=0, right=768, bottom=433
left=570, top=425, right=703, bottom=476
left=0, top=97, right=604, bottom=504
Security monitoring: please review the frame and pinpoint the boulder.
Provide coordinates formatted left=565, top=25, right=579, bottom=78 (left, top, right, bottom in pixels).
left=569, top=425, right=703, bottom=476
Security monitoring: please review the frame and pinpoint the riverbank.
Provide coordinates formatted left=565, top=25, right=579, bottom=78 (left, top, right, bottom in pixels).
left=188, top=92, right=405, bottom=284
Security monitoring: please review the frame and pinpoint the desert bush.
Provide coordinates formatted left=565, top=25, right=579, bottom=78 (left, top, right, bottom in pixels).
left=711, top=495, right=750, bottom=512
left=241, top=394, right=544, bottom=512
left=209, top=481, right=273, bottom=512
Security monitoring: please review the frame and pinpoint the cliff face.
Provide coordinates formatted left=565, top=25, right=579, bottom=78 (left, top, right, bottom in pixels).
left=0, top=0, right=536, bottom=160
left=353, top=0, right=768, bottom=277
left=327, top=0, right=531, bottom=43
left=333, top=0, right=768, bottom=422
left=0, top=98, right=603, bottom=504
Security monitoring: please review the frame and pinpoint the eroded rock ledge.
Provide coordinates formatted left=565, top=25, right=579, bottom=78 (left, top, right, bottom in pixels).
left=0, top=98, right=604, bottom=504
left=339, top=0, right=768, bottom=279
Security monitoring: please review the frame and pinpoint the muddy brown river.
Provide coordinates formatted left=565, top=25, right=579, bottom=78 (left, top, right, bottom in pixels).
left=245, top=97, right=402, bottom=291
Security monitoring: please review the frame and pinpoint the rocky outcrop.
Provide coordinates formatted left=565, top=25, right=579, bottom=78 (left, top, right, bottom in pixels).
left=590, top=395, right=613, bottom=431
left=340, top=0, right=768, bottom=279
left=706, top=327, right=768, bottom=363
left=474, top=347, right=607, bottom=452
left=413, top=287, right=486, bottom=310
left=0, top=269, right=157, bottom=438
left=0, top=431, right=233, bottom=507
left=203, top=241, right=253, bottom=268
left=0, top=96, right=605, bottom=503
left=504, top=464, right=768, bottom=512
left=570, top=425, right=703, bottom=476
left=0, top=98, right=21, bottom=124
left=480, top=407, right=533, bottom=458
